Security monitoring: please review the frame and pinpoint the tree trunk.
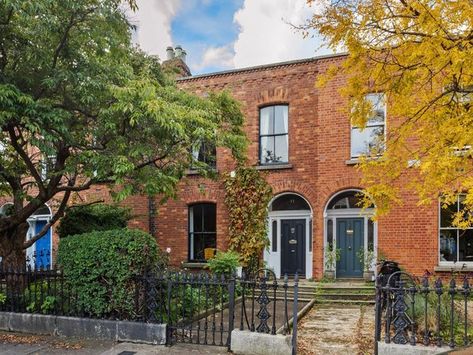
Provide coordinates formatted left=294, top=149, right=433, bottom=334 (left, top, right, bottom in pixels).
left=0, top=222, right=28, bottom=270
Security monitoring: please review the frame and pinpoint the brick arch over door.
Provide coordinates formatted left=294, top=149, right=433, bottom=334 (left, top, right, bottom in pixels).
left=270, top=180, right=317, bottom=207
left=318, top=176, right=364, bottom=211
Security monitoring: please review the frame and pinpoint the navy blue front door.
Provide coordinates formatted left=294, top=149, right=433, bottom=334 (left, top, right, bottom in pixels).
left=281, top=219, right=306, bottom=276
left=34, top=220, right=51, bottom=269
left=336, top=218, right=364, bottom=278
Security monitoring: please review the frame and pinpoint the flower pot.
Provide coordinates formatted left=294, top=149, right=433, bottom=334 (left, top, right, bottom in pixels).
left=324, top=270, right=335, bottom=280
left=363, top=270, right=374, bottom=282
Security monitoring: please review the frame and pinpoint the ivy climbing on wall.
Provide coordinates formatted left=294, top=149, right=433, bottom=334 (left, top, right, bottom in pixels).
left=223, top=167, right=273, bottom=271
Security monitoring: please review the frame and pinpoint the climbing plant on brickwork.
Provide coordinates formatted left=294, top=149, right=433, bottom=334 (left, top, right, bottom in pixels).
left=223, top=167, right=273, bottom=271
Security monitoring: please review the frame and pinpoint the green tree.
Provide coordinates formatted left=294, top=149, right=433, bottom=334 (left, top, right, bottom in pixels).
left=306, top=0, right=473, bottom=220
left=0, top=0, right=246, bottom=268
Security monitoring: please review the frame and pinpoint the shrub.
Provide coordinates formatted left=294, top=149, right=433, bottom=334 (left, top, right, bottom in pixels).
left=57, top=228, right=166, bottom=318
left=23, top=281, right=60, bottom=314
left=57, top=204, right=131, bottom=238
left=206, top=250, right=241, bottom=275
left=0, top=293, right=5, bottom=305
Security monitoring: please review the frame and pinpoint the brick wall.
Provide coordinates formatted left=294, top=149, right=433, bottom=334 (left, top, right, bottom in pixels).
left=136, top=54, right=440, bottom=277
left=1, top=54, right=442, bottom=278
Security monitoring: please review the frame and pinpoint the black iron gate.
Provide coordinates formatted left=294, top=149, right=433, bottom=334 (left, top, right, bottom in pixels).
left=165, top=273, right=236, bottom=348
left=163, top=269, right=299, bottom=353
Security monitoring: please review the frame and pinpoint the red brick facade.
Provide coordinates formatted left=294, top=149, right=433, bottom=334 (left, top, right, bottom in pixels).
left=130, top=54, right=441, bottom=279
left=2, top=54, right=445, bottom=278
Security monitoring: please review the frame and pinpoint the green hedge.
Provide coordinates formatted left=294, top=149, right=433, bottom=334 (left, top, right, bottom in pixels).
left=57, top=228, right=165, bottom=318
left=57, top=204, right=131, bottom=238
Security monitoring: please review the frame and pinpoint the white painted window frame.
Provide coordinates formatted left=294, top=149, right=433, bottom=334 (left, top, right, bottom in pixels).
left=438, top=194, right=473, bottom=267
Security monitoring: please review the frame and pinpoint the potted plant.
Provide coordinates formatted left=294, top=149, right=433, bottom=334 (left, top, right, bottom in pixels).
left=324, top=245, right=341, bottom=279
left=357, top=247, right=376, bottom=281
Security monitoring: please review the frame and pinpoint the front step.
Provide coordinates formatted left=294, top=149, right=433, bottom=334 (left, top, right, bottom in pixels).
left=315, top=299, right=375, bottom=305
left=317, top=293, right=374, bottom=301
left=314, top=281, right=375, bottom=305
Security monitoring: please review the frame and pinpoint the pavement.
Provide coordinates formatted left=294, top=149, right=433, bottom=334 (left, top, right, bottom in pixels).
left=0, top=332, right=228, bottom=355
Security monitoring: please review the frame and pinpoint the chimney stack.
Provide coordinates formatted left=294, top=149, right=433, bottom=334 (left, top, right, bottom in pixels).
left=166, top=46, right=175, bottom=60
left=162, top=45, right=191, bottom=77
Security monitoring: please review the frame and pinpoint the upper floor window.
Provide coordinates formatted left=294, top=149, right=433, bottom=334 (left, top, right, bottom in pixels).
left=188, top=203, right=216, bottom=262
left=259, top=105, right=289, bottom=165
left=192, top=141, right=216, bottom=169
left=41, top=154, right=56, bottom=180
left=439, top=195, right=473, bottom=263
left=351, top=93, right=386, bottom=158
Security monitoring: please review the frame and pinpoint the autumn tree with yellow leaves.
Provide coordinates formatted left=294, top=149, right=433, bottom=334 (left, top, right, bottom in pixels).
left=306, top=0, right=473, bottom=225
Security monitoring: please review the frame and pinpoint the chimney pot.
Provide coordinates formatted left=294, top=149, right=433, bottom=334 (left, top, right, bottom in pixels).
left=180, top=49, right=187, bottom=63
left=174, top=45, right=183, bottom=58
left=166, top=46, right=175, bottom=60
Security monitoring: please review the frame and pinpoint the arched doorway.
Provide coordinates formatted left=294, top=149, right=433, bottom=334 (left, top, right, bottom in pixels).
left=264, top=193, right=312, bottom=279
left=27, top=204, right=53, bottom=269
left=324, top=190, right=376, bottom=278
left=0, top=203, right=53, bottom=269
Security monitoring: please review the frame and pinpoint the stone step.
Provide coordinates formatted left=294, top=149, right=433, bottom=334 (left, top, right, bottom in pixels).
left=317, top=285, right=374, bottom=291
left=315, top=299, right=376, bottom=305
left=316, top=293, right=374, bottom=301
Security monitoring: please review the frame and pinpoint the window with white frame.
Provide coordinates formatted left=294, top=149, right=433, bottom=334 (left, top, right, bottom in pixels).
left=351, top=93, right=386, bottom=158
left=439, top=195, right=473, bottom=263
left=259, top=105, right=289, bottom=165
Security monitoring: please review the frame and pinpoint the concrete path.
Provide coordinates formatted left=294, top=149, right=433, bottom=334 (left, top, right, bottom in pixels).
left=0, top=332, right=227, bottom=355
left=297, top=305, right=375, bottom=355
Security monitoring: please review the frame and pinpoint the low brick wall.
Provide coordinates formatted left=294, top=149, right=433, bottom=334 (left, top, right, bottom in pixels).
left=0, top=312, right=166, bottom=345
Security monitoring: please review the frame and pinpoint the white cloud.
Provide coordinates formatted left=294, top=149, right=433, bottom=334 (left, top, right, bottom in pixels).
left=195, top=45, right=235, bottom=70
left=232, top=0, right=329, bottom=68
left=129, top=0, right=182, bottom=61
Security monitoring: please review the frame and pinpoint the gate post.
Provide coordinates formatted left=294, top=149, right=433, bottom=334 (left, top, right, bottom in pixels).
left=227, top=273, right=236, bottom=350
left=374, top=275, right=381, bottom=355
left=292, top=273, right=299, bottom=355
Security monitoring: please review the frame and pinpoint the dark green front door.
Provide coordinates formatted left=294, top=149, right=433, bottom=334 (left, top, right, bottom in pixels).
left=336, top=218, right=364, bottom=278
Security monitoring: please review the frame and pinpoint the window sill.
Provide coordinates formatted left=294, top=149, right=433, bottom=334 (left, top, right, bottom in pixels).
left=181, top=262, right=207, bottom=269
left=345, top=156, right=383, bottom=165
left=345, top=159, right=360, bottom=165
left=185, top=168, right=218, bottom=176
left=434, top=264, right=473, bottom=272
left=254, top=163, right=293, bottom=171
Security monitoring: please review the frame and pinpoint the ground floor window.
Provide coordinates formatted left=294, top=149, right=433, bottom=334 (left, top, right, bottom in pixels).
left=440, top=195, right=473, bottom=263
left=188, top=203, right=216, bottom=262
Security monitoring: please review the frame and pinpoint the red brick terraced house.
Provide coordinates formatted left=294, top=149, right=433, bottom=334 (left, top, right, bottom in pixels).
left=138, top=51, right=450, bottom=280
left=2, top=51, right=466, bottom=279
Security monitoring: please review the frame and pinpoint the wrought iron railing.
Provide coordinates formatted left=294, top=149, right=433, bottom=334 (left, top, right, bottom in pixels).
left=0, top=266, right=300, bottom=352
left=375, top=271, right=473, bottom=354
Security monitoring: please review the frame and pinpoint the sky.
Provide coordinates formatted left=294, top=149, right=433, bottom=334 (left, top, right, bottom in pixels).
left=128, top=0, right=332, bottom=75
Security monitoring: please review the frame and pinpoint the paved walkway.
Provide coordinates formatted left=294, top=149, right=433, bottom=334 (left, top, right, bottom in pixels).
left=0, top=332, right=227, bottom=355
left=297, top=305, right=375, bottom=355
